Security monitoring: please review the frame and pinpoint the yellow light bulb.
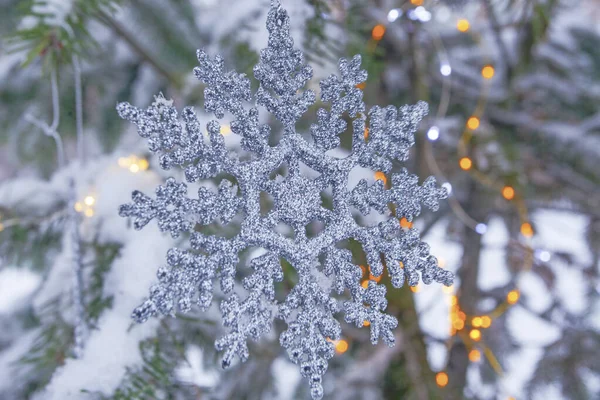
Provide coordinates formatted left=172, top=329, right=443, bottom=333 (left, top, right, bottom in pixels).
left=471, top=317, right=482, bottom=328
left=457, top=19, right=470, bottom=32
left=138, top=159, right=149, bottom=170
left=521, top=223, right=534, bottom=237
left=469, top=329, right=481, bottom=341
left=481, top=65, right=495, bottom=79
left=74, top=202, right=83, bottom=212
left=410, top=0, right=423, bottom=4
left=467, top=116, right=480, bottom=130
left=481, top=315, right=492, bottom=328
left=335, top=339, right=349, bottom=354
left=507, top=290, right=520, bottom=304
left=84, top=208, right=94, bottom=218
left=469, top=349, right=481, bottom=362
left=129, top=164, right=140, bottom=173
left=459, top=157, right=473, bottom=171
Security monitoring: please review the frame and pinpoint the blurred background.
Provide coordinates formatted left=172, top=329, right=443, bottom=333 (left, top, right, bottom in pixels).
left=0, top=0, right=599, bottom=399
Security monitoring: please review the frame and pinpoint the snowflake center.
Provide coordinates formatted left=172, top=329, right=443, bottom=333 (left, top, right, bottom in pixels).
left=273, top=175, right=321, bottom=225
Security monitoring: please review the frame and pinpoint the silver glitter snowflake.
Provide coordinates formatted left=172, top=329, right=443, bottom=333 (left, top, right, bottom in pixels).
left=116, top=1, right=452, bottom=398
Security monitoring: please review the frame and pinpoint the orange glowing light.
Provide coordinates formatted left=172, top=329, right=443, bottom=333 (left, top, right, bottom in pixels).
left=459, top=157, right=472, bottom=171
left=481, top=315, right=492, bottom=328
left=457, top=19, right=470, bottom=32
left=410, top=285, right=421, bottom=293
left=469, top=329, right=481, bottom=341
left=363, top=320, right=370, bottom=327
left=356, top=82, right=366, bottom=90
left=453, top=319, right=465, bottom=330
left=374, top=171, right=387, bottom=185
left=436, top=372, right=449, bottom=387
left=450, top=295, right=457, bottom=306
left=400, top=217, right=413, bottom=229
left=361, top=280, right=369, bottom=289
left=410, top=0, right=423, bottom=4
left=467, top=116, right=480, bottom=130
left=507, top=290, right=520, bottom=304
left=502, top=186, right=515, bottom=200
left=372, top=24, right=386, bottom=41
left=469, top=349, right=481, bottom=362
left=369, top=272, right=382, bottom=283
left=364, top=128, right=369, bottom=139
left=471, top=317, right=482, bottom=328
left=481, top=65, right=495, bottom=79
left=335, top=339, right=349, bottom=354
left=521, top=223, right=534, bottom=237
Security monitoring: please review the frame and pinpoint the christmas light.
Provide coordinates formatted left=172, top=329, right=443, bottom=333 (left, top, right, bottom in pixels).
left=361, top=280, right=369, bottom=289
left=467, top=116, right=480, bottom=130
left=364, top=127, right=369, bottom=139
left=520, top=223, right=533, bottom=237
left=410, top=0, right=423, bottom=5
left=220, top=124, right=232, bottom=135
left=363, top=320, right=370, bottom=327
left=400, top=217, right=413, bottom=229
left=356, top=82, right=366, bottom=90
left=435, top=372, right=449, bottom=387
left=502, top=186, right=515, bottom=200
left=84, top=195, right=95, bottom=206
left=453, top=319, right=465, bottom=330
left=471, top=316, right=482, bottom=327
left=475, top=223, right=487, bottom=234
left=74, top=202, right=83, bottom=212
left=374, top=171, right=387, bottom=185
left=469, top=349, right=481, bottom=362
left=413, top=6, right=431, bottom=22
left=129, top=164, right=140, bottom=173
left=459, top=157, right=472, bottom=170
left=387, top=8, right=402, bottom=22
left=469, top=329, right=481, bottom=341
left=410, top=285, right=421, bottom=293
left=457, top=19, right=470, bottom=32
left=372, top=24, right=385, bottom=41
left=507, top=290, right=520, bottom=304
left=481, top=315, right=491, bottom=328
left=440, top=63, right=452, bottom=76
left=138, top=158, right=149, bottom=170
left=84, top=208, right=94, bottom=218
left=481, top=65, right=495, bottom=79
left=442, top=182, right=453, bottom=195
left=535, top=249, right=551, bottom=262
left=334, top=339, right=348, bottom=354
left=427, top=126, right=440, bottom=141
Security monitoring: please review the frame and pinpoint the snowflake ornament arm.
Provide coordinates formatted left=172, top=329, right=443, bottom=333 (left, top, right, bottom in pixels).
left=117, top=1, right=452, bottom=398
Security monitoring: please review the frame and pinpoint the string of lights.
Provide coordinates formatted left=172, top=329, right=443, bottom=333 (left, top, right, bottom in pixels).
left=358, top=2, right=552, bottom=398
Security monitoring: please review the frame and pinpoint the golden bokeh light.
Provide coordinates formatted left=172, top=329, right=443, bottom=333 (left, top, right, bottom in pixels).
left=502, top=186, right=515, bottom=200
left=507, top=289, right=520, bottom=304
left=467, top=116, right=480, bottom=130
left=457, top=19, right=470, bottom=32
left=469, top=329, right=481, bottom=341
left=436, top=372, right=449, bottom=387
left=459, top=157, right=473, bottom=171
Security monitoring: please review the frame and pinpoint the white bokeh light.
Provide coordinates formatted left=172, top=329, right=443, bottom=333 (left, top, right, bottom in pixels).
left=387, top=8, right=402, bottom=22
left=427, top=126, right=440, bottom=141
left=440, top=62, right=452, bottom=76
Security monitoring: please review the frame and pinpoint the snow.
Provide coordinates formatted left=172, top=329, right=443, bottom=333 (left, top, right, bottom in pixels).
left=31, top=0, right=74, bottom=27
left=176, top=345, right=219, bottom=389
left=0, top=268, right=41, bottom=313
left=31, top=158, right=175, bottom=399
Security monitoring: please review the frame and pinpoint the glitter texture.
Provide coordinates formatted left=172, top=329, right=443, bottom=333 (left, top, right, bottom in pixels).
left=116, top=1, right=452, bottom=398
